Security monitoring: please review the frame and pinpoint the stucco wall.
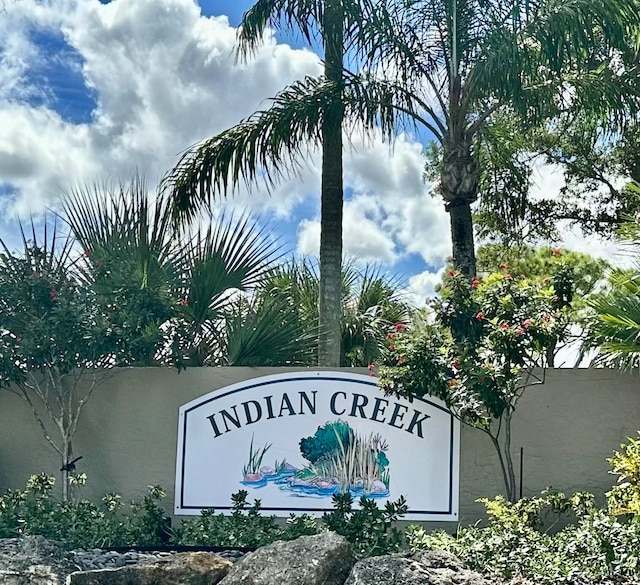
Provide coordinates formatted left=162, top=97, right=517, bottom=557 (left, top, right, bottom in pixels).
left=0, top=367, right=637, bottom=525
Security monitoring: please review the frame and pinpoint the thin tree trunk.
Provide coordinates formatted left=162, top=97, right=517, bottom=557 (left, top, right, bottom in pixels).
left=318, top=0, right=344, bottom=367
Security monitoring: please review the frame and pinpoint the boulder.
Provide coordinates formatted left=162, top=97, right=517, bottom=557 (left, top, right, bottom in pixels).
left=0, top=536, right=77, bottom=585
left=219, top=532, right=354, bottom=585
left=344, top=550, right=490, bottom=585
left=66, top=552, right=232, bottom=585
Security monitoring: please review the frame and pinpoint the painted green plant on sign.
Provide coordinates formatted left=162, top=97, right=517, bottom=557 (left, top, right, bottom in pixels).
left=240, top=420, right=390, bottom=498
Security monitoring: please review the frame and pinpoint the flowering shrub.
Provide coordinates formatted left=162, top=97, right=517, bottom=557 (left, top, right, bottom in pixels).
left=378, top=267, right=573, bottom=501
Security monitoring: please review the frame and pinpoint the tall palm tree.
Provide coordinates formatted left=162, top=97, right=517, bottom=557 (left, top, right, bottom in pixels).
left=364, top=0, right=639, bottom=278
left=166, top=0, right=391, bottom=367
left=165, top=0, right=637, bottom=365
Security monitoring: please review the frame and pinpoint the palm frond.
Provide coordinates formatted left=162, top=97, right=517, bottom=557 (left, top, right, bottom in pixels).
left=224, top=294, right=318, bottom=366
left=178, top=213, right=282, bottom=324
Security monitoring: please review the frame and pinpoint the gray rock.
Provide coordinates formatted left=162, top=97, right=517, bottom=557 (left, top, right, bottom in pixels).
left=344, top=550, right=490, bottom=585
left=0, top=536, right=77, bottom=585
left=219, top=532, right=354, bottom=585
left=67, top=552, right=232, bottom=585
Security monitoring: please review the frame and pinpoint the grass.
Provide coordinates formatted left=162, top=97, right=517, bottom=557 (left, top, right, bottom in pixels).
left=242, top=434, right=272, bottom=476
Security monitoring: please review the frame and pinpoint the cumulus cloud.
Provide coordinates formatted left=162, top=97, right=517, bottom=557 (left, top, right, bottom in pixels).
left=0, top=0, right=321, bottom=218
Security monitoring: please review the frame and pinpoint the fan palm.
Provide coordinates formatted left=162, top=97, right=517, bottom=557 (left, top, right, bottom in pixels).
left=583, top=268, right=640, bottom=371
left=62, top=179, right=281, bottom=366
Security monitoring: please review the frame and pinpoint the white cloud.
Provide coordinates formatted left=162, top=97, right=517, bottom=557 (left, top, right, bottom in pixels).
left=403, top=266, right=445, bottom=307
left=0, top=0, right=322, bottom=219
left=295, top=134, right=450, bottom=267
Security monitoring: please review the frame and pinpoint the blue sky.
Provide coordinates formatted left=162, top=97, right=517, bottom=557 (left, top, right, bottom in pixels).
left=0, top=0, right=622, bottom=303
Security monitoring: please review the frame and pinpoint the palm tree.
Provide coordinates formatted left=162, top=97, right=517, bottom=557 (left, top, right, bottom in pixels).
left=165, top=0, right=390, bottom=367
left=583, top=269, right=640, bottom=371
left=258, top=258, right=410, bottom=366
left=165, top=0, right=636, bottom=365
left=365, top=0, right=639, bottom=278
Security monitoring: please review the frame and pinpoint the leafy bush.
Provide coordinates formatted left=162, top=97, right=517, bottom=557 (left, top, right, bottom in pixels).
left=607, top=432, right=640, bottom=517
left=175, top=490, right=319, bottom=548
left=0, top=474, right=171, bottom=548
left=0, top=475, right=407, bottom=555
left=323, top=492, right=408, bottom=558
left=408, top=491, right=640, bottom=583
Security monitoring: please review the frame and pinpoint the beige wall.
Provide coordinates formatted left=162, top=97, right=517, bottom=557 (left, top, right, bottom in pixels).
left=0, top=368, right=638, bottom=525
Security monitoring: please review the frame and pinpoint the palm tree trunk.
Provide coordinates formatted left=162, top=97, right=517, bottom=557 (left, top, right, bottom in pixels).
left=441, top=136, right=479, bottom=280
left=448, top=201, right=476, bottom=279
left=318, top=0, right=344, bottom=367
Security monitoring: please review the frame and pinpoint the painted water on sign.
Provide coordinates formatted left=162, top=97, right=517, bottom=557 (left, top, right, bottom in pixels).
left=175, top=372, right=460, bottom=521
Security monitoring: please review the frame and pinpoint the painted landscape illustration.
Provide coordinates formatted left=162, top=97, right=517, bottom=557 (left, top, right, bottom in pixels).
left=240, top=420, right=390, bottom=498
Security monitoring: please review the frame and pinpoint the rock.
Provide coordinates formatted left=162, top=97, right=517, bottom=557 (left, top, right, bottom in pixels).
left=344, top=550, right=490, bottom=585
left=219, top=532, right=354, bottom=585
left=67, top=552, right=232, bottom=585
left=0, top=536, right=77, bottom=585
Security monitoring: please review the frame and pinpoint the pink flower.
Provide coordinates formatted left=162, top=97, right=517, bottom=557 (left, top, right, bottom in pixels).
left=453, top=361, right=461, bottom=370
left=180, top=299, right=188, bottom=307
left=389, top=344, right=395, bottom=351
left=499, top=263, right=508, bottom=270
left=471, top=277, right=480, bottom=289
left=394, top=322, right=406, bottom=332
left=49, top=289, right=58, bottom=301
left=367, top=363, right=375, bottom=371
left=504, top=273, right=513, bottom=280
left=551, top=248, right=562, bottom=257
left=523, top=319, right=533, bottom=328
left=475, top=311, right=484, bottom=321
left=515, top=326, right=525, bottom=335
left=500, top=322, right=510, bottom=330
left=386, top=332, right=395, bottom=339
left=448, top=270, right=456, bottom=277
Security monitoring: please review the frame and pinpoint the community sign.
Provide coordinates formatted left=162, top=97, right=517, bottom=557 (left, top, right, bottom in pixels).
left=174, top=371, right=460, bottom=521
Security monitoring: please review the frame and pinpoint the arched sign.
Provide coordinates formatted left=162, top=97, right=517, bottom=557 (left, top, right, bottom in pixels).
left=175, top=371, right=459, bottom=521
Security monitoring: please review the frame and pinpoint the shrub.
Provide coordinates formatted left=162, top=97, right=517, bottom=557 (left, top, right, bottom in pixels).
left=408, top=491, right=640, bottom=583
left=323, top=492, right=407, bottom=558
left=607, top=432, right=640, bottom=517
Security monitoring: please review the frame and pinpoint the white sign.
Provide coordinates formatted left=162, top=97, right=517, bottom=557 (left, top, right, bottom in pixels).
left=175, top=372, right=459, bottom=521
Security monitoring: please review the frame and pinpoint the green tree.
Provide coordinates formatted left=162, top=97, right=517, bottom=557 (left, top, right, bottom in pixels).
left=63, top=179, right=286, bottom=367
left=0, top=221, right=135, bottom=500
left=477, top=244, right=608, bottom=304
left=166, top=0, right=378, bottom=367
left=378, top=269, right=572, bottom=501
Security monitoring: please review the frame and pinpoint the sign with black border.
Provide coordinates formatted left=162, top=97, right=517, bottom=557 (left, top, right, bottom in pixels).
left=175, top=371, right=459, bottom=521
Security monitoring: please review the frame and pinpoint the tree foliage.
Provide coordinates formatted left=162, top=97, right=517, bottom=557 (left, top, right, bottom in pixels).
left=378, top=267, right=573, bottom=501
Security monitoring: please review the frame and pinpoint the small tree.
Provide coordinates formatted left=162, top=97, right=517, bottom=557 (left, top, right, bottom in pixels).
left=0, top=223, right=162, bottom=501
left=378, top=267, right=572, bottom=502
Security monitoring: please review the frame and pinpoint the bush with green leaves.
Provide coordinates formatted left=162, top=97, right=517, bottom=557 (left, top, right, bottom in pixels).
left=0, top=473, right=171, bottom=549
left=607, top=432, right=640, bottom=517
left=409, top=491, right=640, bottom=584
left=175, top=490, right=317, bottom=548
left=0, top=474, right=409, bottom=555
left=323, top=492, right=408, bottom=558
